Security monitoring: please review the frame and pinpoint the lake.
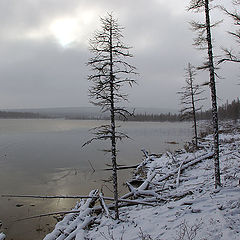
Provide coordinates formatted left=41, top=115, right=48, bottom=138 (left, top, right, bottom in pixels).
left=0, top=119, right=194, bottom=240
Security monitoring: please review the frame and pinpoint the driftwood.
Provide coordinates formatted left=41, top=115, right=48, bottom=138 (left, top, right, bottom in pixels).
left=166, top=151, right=176, bottom=162
left=2, top=194, right=154, bottom=207
left=16, top=210, right=86, bottom=221
left=103, top=197, right=155, bottom=206
left=155, top=152, right=214, bottom=184
left=176, top=160, right=184, bottom=187
left=17, top=199, right=155, bottom=222
left=121, top=169, right=158, bottom=199
left=135, top=149, right=155, bottom=172
left=103, top=164, right=139, bottom=171
left=221, top=150, right=240, bottom=158
left=10, top=192, right=155, bottom=223
left=120, top=152, right=214, bottom=200
left=99, top=193, right=111, bottom=218
left=43, top=190, right=98, bottom=240
left=2, top=194, right=97, bottom=199
left=126, top=181, right=160, bottom=198
left=92, top=201, right=154, bottom=215
left=0, top=233, right=6, bottom=240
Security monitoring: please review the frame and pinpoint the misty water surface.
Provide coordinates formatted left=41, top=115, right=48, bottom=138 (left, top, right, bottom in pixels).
left=0, top=119, right=194, bottom=240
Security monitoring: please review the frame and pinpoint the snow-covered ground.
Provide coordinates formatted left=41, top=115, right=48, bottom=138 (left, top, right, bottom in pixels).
left=42, top=121, right=240, bottom=240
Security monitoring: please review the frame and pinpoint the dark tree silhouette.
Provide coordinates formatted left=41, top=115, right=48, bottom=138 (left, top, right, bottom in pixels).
left=219, top=0, right=240, bottom=64
left=178, top=63, right=205, bottom=148
left=218, top=98, right=240, bottom=121
left=85, top=13, right=137, bottom=219
left=188, top=0, right=221, bottom=188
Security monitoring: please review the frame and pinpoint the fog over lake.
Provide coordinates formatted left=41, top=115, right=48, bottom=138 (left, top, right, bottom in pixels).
left=0, top=119, right=194, bottom=240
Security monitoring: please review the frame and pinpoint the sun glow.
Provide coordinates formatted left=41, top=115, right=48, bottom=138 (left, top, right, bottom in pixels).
left=49, top=11, right=96, bottom=47
left=50, top=18, right=79, bottom=46
left=23, top=10, right=97, bottom=47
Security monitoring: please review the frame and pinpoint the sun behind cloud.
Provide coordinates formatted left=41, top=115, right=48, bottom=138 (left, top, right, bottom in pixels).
left=49, top=18, right=79, bottom=46
left=22, top=8, right=99, bottom=48
left=49, top=11, right=96, bottom=47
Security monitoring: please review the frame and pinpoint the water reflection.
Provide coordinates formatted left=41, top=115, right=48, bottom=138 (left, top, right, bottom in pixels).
left=0, top=119, right=193, bottom=240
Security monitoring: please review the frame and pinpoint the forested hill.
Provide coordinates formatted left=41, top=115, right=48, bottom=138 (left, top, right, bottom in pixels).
left=197, top=98, right=240, bottom=121
left=0, top=111, right=47, bottom=119
left=125, top=98, right=240, bottom=122
left=0, top=98, right=239, bottom=121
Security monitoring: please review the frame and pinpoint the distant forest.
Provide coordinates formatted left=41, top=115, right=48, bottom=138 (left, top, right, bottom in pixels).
left=0, top=111, right=47, bottom=119
left=197, top=98, right=240, bottom=121
left=125, top=98, right=240, bottom=122
left=0, top=98, right=239, bottom=121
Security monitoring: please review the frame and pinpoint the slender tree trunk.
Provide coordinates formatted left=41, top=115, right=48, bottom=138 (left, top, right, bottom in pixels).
left=191, top=84, right=198, bottom=148
left=189, top=64, right=198, bottom=148
left=204, top=0, right=221, bottom=188
left=109, top=25, right=119, bottom=219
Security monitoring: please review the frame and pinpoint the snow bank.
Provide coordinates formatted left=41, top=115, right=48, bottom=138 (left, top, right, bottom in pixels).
left=45, top=121, right=240, bottom=240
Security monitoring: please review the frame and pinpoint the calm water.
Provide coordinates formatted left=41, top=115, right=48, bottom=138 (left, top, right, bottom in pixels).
left=0, top=119, right=193, bottom=240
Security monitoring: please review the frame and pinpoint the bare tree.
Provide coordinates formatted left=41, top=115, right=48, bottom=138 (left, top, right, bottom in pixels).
left=178, top=63, right=205, bottom=149
left=188, top=0, right=221, bottom=188
left=85, top=13, right=137, bottom=219
left=219, top=0, right=240, bottom=64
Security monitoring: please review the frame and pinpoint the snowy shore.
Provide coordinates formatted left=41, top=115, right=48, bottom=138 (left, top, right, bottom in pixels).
left=42, top=121, right=240, bottom=240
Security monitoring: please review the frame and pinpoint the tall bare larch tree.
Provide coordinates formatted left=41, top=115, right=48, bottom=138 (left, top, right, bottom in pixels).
left=188, top=0, right=221, bottom=188
left=178, top=63, right=205, bottom=149
left=85, top=13, right=137, bottom=219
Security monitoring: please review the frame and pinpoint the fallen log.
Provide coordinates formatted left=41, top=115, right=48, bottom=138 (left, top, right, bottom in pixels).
left=120, top=152, right=214, bottom=200
left=121, top=170, right=158, bottom=199
left=13, top=196, right=155, bottom=222
left=2, top=194, right=154, bottom=206
left=0, top=233, right=6, bottom=240
left=136, top=149, right=154, bottom=172
left=102, top=164, right=139, bottom=171
left=176, top=159, right=184, bottom=187
left=16, top=210, right=92, bottom=222
left=17, top=200, right=155, bottom=222
left=126, top=182, right=160, bottom=198
left=99, top=193, right=111, bottom=218
left=92, top=201, right=154, bottom=215
left=155, top=152, right=214, bottom=184
left=64, top=216, right=95, bottom=240
left=44, top=190, right=98, bottom=240
left=2, top=194, right=95, bottom=199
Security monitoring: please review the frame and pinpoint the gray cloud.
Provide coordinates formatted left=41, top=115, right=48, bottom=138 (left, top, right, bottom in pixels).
left=0, top=39, right=90, bottom=108
left=0, top=0, right=238, bottom=110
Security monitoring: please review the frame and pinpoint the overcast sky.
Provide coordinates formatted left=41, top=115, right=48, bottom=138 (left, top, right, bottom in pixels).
left=0, top=0, right=239, bottom=111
